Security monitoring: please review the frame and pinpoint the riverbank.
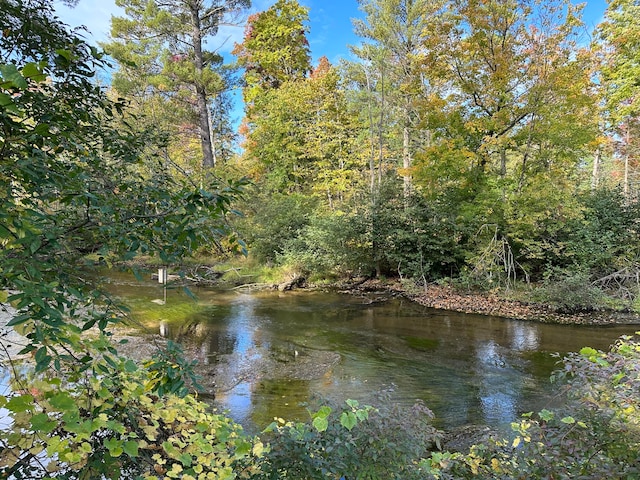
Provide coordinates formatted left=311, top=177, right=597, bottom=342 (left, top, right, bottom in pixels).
left=118, top=259, right=640, bottom=326
left=333, top=278, right=640, bottom=326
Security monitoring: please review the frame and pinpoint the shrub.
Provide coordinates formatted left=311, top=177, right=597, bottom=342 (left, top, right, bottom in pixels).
left=238, top=192, right=317, bottom=264
left=531, top=268, right=608, bottom=312
left=372, top=186, right=467, bottom=282
left=279, top=209, right=374, bottom=279
left=255, top=398, right=442, bottom=479
left=0, top=336, right=261, bottom=480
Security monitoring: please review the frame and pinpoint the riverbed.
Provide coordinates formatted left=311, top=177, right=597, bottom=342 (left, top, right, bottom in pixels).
left=103, top=272, right=640, bottom=433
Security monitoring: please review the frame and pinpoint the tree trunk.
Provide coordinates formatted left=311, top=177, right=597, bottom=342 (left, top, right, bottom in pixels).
left=365, top=67, right=376, bottom=195
left=624, top=126, right=630, bottom=198
left=377, top=64, right=385, bottom=186
left=591, top=148, right=601, bottom=190
left=403, top=119, right=411, bottom=198
left=190, top=5, right=215, bottom=170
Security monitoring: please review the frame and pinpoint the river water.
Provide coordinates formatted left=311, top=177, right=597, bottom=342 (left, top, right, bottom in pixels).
left=106, top=273, right=639, bottom=432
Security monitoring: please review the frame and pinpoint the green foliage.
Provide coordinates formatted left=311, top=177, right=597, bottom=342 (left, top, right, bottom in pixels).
left=104, top=0, right=250, bottom=168
left=598, top=0, right=640, bottom=122
left=566, top=188, right=640, bottom=275
left=255, top=398, right=441, bottom=479
left=233, top=0, right=311, bottom=105
left=0, top=0, right=243, bottom=351
left=144, top=340, right=203, bottom=397
left=238, top=192, right=317, bottom=264
left=530, top=268, right=608, bottom=313
left=0, top=3, right=249, bottom=478
left=0, top=342, right=261, bottom=479
left=373, top=185, right=468, bottom=281
left=279, top=209, right=374, bottom=278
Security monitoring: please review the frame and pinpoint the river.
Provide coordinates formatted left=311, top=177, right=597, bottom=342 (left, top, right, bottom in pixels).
left=105, top=271, right=639, bottom=433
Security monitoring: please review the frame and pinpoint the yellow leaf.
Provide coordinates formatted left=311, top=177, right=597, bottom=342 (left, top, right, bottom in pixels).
left=253, top=441, right=265, bottom=457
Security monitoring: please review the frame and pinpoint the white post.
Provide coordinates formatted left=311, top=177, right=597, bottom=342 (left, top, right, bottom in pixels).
left=158, top=267, right=167, bottom=285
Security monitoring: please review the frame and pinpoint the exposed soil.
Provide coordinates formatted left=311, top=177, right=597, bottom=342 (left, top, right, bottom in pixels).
left=335, top=278, right=640, bottom=326
left=412, top=284, right=640, bottom=325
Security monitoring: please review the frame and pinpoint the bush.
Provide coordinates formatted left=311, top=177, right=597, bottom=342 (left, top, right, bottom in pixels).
left=530, top=268, right=609, bottom=313
left=0, top=336, right=261, bottom=480
left=255, top=398, right=442, bottom=479
left=238, top=192, right=317, bottom=264
left=372, top=185, right=468, bottom=282
left=279, top=209, right=374, bottom=279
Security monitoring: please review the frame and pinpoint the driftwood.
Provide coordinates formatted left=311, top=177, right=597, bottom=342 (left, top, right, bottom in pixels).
left=593, top=265, right=640, bottom=300
left=278, top=275, right=306, bottom=292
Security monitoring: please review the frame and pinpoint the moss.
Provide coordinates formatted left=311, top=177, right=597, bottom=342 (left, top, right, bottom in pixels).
left=403, top=336, right=439, bottom=351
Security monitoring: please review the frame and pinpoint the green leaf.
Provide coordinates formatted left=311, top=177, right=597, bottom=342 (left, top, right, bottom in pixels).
left=6, top=394, right=34, bottom=413
left=579, top=347, right=599, bottom=357
left=339, top=411, right=358, bottom=431
left=123, top=359, right=138, bottom=373
left=183, top=285, right=197, bottom=301
left=49, top=392, right=76, bottom=411
left=104, top=438, right=123, bottom=457
left=123, top=440, right=139, bottom=458
left=0, top=64, right=28, bottom=89
left=178, top=452, right=192, bottom=466
left=346, top=399, right=359, bottom=409
left=561, top=416, right=576, bottom=424
left=538, top=409, right=554, bottom=422
left=7, top=314, right=32, bottom=327
left=312, top=415, right=329, bottom=432
left=21, top=62, right=44, bottom=81
left=0, top=92, right=15, bottom=110
left=30, top=413, right=57, bottom=434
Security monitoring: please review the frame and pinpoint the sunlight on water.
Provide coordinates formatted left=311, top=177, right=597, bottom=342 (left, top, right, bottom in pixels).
left=101, top=272, right=638, bottom=432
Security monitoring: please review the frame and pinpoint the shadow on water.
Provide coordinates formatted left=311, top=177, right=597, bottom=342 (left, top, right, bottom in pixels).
left=104, top=273, right=639, bottom=432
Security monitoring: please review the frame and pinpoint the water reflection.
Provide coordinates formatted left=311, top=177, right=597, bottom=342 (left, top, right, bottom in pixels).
left=475, top=341, right=517, bottom=425
left=508, top=322, right=540, bottom=351
left=103, top=277, right=639, bottom=432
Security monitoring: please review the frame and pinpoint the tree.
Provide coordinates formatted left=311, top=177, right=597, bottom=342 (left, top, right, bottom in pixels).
left=104, top=0, right=250, bottom=169
left=0, top=1, right=252, bottom=477
left=240, top=58, right=362, bottom=202
left=232, top=0, right=311, bottom=108
left=597, top=0, right=640, bottom=197
left=414, top=0, right=600, bottom=278
left=436, top=0, right=596, bottom=179
left=351, top=0, right=446, bottom=197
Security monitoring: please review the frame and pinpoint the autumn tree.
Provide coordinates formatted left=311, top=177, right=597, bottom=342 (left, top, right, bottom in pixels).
left=351, top=0, right=446, bottom=196
left=233, top=0, right=311, bottom=108
left=597, top=0, right=640, bottom=197
left=240, top=58, right=360, bottom=199
left=410, top=0, right=599, bottom=278
left=104, top=0, right=250, bottom=169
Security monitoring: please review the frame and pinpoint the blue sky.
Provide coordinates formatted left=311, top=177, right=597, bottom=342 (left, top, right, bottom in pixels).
left=55, top=0, right=610, bottom=69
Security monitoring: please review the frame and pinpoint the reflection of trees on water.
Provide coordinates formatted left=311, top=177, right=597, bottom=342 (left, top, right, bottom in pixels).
left=147, top=290, right=636, bottom=432
left=474, top=322, right=540, bottom=426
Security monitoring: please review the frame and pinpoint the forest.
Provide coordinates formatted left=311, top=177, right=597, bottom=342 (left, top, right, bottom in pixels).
left=1, top=0, right=640, bottom=478
left=99, top=0, right=640, bottom=313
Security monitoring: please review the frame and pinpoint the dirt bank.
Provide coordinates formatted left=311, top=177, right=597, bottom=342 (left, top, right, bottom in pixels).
left=335, top=279, right=640, bottom=326
left=412, top=284, right=640, bottom=325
